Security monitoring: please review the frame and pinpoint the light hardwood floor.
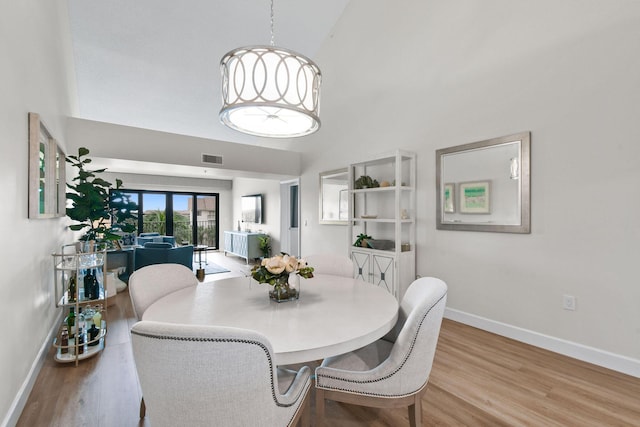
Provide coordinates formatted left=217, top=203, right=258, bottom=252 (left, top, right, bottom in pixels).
left=17, top=251, right=640, bottom=426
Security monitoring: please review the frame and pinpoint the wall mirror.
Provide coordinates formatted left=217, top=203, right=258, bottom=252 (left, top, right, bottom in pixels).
left=436, top=131, right=530, bottom=233
left=28, top=112, right=66, bottom=219
left=319, top=168, right=348, bottom=225
left=241, top=194, right=263, bottom=224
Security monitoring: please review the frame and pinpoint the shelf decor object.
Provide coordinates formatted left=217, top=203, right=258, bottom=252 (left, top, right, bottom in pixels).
left=348, top=150, right=417, bottom=301
left=219, top=0, right=321, bottom=138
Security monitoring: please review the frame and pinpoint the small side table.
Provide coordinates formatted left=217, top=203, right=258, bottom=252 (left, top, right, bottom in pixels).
left=193, top=245, right=209, bottom=281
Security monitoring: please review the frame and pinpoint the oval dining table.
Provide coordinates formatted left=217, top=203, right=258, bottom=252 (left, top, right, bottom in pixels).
left=142, top=274, right=399, bottom=365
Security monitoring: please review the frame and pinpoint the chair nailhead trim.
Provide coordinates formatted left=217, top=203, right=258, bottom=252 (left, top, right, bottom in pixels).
left=131, top=330, right=306, bottom=416
left=317, top=292, right=447, bottom=397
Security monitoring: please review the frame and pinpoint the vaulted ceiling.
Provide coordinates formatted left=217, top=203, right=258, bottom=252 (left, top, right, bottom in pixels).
left=67, top=0, right=350, bottom=147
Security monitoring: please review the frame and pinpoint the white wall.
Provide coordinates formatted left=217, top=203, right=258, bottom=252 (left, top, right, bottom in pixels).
left=299, top=0, right=640, bottom=371
left=67, top=118, right=302, bottom=180
left=230, top=178, right=283, bottom=256
left=0, top=1, right=77, bottom=425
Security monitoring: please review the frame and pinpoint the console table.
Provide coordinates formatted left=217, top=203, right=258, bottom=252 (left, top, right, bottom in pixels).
left=223, top=231, right=265, bottom=263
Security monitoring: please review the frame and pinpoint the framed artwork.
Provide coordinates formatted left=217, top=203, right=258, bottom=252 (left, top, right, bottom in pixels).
left=28, top=112, right=66, bottom=218
left=443, top=183, right=455, bottom=213
left=459, top=180, right=491, bottom=214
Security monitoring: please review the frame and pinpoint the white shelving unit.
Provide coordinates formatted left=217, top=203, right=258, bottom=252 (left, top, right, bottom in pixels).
left=348, top=150, right=416, bottom=300
left=52, top=243, right=108, bottom=365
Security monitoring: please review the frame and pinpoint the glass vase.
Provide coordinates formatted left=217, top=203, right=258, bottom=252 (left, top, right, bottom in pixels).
left=269, top=274, right=300, bottom=302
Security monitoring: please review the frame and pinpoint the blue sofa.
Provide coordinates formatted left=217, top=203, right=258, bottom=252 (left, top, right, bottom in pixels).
left=134, top=242, right=194, bottom=271
left=136, top=233, right=177, bottom=247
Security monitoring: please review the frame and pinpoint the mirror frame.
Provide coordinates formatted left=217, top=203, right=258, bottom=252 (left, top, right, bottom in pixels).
left=436, top=131, right=531, bottom=233
left=319, top=168, right=349, bottom=225
left=28, top=112, right=66, bottom=219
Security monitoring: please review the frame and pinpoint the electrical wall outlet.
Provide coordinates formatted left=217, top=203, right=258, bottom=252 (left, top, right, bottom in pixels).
left=562, top=295, right=576, bottom=311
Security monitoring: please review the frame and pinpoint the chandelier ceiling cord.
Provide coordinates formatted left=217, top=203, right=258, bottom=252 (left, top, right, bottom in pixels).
left=219, top=0, right=322, bottom=138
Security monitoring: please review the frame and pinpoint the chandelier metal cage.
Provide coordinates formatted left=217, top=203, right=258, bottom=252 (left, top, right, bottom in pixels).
left=220, top=46, right=321, bottom=138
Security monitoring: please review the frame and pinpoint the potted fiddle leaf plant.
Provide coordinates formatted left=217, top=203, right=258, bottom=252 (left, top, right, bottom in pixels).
left=66, top=147, right=137, bottom=245
left=258, top=235, right=272, bottom=259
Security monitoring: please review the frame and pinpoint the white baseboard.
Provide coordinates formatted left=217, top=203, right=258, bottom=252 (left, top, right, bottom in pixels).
left=1, top=311, right=63, bottom=427
left=444, top=308, right=640, bottom=379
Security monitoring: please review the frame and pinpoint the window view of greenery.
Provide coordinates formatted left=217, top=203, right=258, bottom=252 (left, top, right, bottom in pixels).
left=194, top=195, right=217, bottom=248
left=143, top=209, right=168, bottom=234
left=122, top=191, right=219, bottom=248
left=172, top=210, right=192, bottom=245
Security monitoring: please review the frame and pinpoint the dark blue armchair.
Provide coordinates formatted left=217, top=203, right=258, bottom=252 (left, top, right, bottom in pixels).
left=134, top=243, right=194, bottom=271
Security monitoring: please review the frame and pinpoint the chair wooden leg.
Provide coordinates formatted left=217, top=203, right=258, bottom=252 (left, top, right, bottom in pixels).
left=408, top=394, right=422, bottom=427
left=139, top=397, right=146, bottom=418
left=301, top=404, right=310, bottom=427
left=301, top=390, right=311, bottom=427
left=315, top=388, right=325, bottom=427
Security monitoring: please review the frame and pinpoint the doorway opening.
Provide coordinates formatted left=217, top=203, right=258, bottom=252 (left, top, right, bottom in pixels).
left=280, top=179, right=300, bottom=256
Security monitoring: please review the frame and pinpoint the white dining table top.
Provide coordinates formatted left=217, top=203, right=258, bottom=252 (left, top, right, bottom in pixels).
left=142, top=274, right=399, bottom=365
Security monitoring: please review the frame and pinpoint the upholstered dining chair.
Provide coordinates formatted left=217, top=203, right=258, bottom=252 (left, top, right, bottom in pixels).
left=128, top=263, right=198, bottom=417
left=130, top=321, right=312, bottom=427
left=303, top=253, right=353, bottom=278
left=315, top=277, right=447, bottom=427
left=128, top=263, right=198, bottom=320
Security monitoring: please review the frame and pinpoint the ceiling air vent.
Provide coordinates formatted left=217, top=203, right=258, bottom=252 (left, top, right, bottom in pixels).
left=202, top=154, right=223, bottom=165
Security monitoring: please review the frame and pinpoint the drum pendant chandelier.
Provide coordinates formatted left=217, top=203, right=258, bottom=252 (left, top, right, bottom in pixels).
left=219, top=0, right=321, bottom=138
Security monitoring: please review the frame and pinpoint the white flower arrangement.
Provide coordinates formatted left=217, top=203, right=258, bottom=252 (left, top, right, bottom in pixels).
left=251, top=254, right=314, bottom=285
